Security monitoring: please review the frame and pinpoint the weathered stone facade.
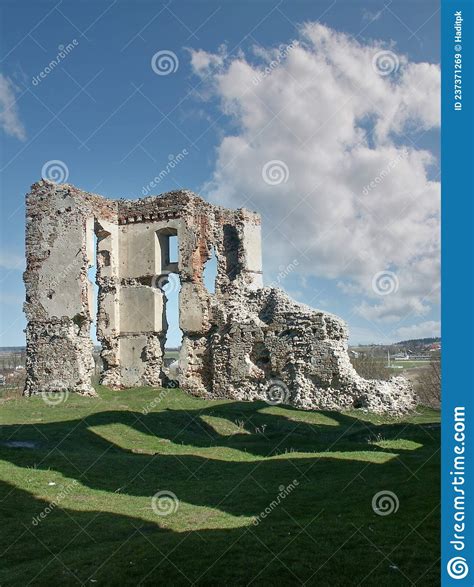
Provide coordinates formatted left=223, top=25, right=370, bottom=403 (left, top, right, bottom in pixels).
left=24, top=180, right=415, bottom=413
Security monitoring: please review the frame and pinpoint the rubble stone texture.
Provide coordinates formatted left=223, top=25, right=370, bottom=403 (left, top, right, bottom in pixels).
left=24, top=180, right=415, bottom=413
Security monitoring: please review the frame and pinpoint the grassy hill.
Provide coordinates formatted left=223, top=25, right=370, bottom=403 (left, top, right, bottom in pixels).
left=0, top=387, right=440, bottom=585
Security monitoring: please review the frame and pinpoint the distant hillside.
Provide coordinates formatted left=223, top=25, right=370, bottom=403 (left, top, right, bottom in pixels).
left=394, top=337, right=441, bottom=346
left=350, top=337, right=440, bottom=358
left=0, top=347, right=25, bottom=353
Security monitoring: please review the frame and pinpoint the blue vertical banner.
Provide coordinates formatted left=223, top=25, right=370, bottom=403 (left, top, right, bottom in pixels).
left=442, top=0, right=474, bottom=584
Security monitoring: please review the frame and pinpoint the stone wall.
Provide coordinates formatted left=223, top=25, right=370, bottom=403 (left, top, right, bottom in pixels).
left=24, top=180, right=415, bottom=414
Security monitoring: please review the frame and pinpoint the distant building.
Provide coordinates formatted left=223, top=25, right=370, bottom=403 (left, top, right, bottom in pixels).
left=393, top=353, right=409, bottom=360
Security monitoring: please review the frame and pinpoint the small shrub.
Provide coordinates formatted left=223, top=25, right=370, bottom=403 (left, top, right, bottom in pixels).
left=0, top=371, right=25, bottom=399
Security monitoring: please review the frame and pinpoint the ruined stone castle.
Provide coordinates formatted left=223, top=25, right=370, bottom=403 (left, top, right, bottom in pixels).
left=24, top=180, right=415, bottom=413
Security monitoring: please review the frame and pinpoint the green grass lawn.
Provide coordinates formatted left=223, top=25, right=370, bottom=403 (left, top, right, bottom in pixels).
left=0, top=387, right=440, bottom=585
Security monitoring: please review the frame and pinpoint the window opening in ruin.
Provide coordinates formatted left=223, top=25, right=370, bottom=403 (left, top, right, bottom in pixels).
left=203, top=246, right=218, bottom=294
left=87, top=229, right=101, bottom=377
left=168, top=234, right=178, bottom=264
left=87, top=231, right=98, bottom=342
left=156, top=228, right=178, bottom=271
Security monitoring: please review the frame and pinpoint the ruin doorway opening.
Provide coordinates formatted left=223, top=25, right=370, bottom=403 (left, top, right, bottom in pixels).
left=156, top=229, right=182, bottom=385
left=161, top=273, right=183, bottom=360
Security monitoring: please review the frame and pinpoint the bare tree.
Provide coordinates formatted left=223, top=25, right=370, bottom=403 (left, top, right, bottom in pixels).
left=350, top=354, right=392, bottom=380
left=415, top=359, right=441, bottom=408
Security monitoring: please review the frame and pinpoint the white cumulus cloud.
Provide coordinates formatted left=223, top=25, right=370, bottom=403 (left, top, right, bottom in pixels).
left=0, top=74, right=26, bottom=140
left=395, top=320, right=441, bottom=341
left=189, top=22, right=440, bottom=333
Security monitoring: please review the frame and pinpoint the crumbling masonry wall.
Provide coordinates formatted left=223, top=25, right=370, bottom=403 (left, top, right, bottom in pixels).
left=24, top=180, right=415, bottom=413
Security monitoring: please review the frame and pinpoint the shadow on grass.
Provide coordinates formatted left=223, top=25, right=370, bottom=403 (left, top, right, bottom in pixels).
left=0, top=399, right=440, bottom=585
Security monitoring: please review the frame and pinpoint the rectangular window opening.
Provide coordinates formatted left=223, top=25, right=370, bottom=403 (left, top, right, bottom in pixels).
left=168, top=234, right=178, bottom=264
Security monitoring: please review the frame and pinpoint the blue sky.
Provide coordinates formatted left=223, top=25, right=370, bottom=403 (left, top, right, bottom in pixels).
left=0, top=0, right=440, bottom=347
